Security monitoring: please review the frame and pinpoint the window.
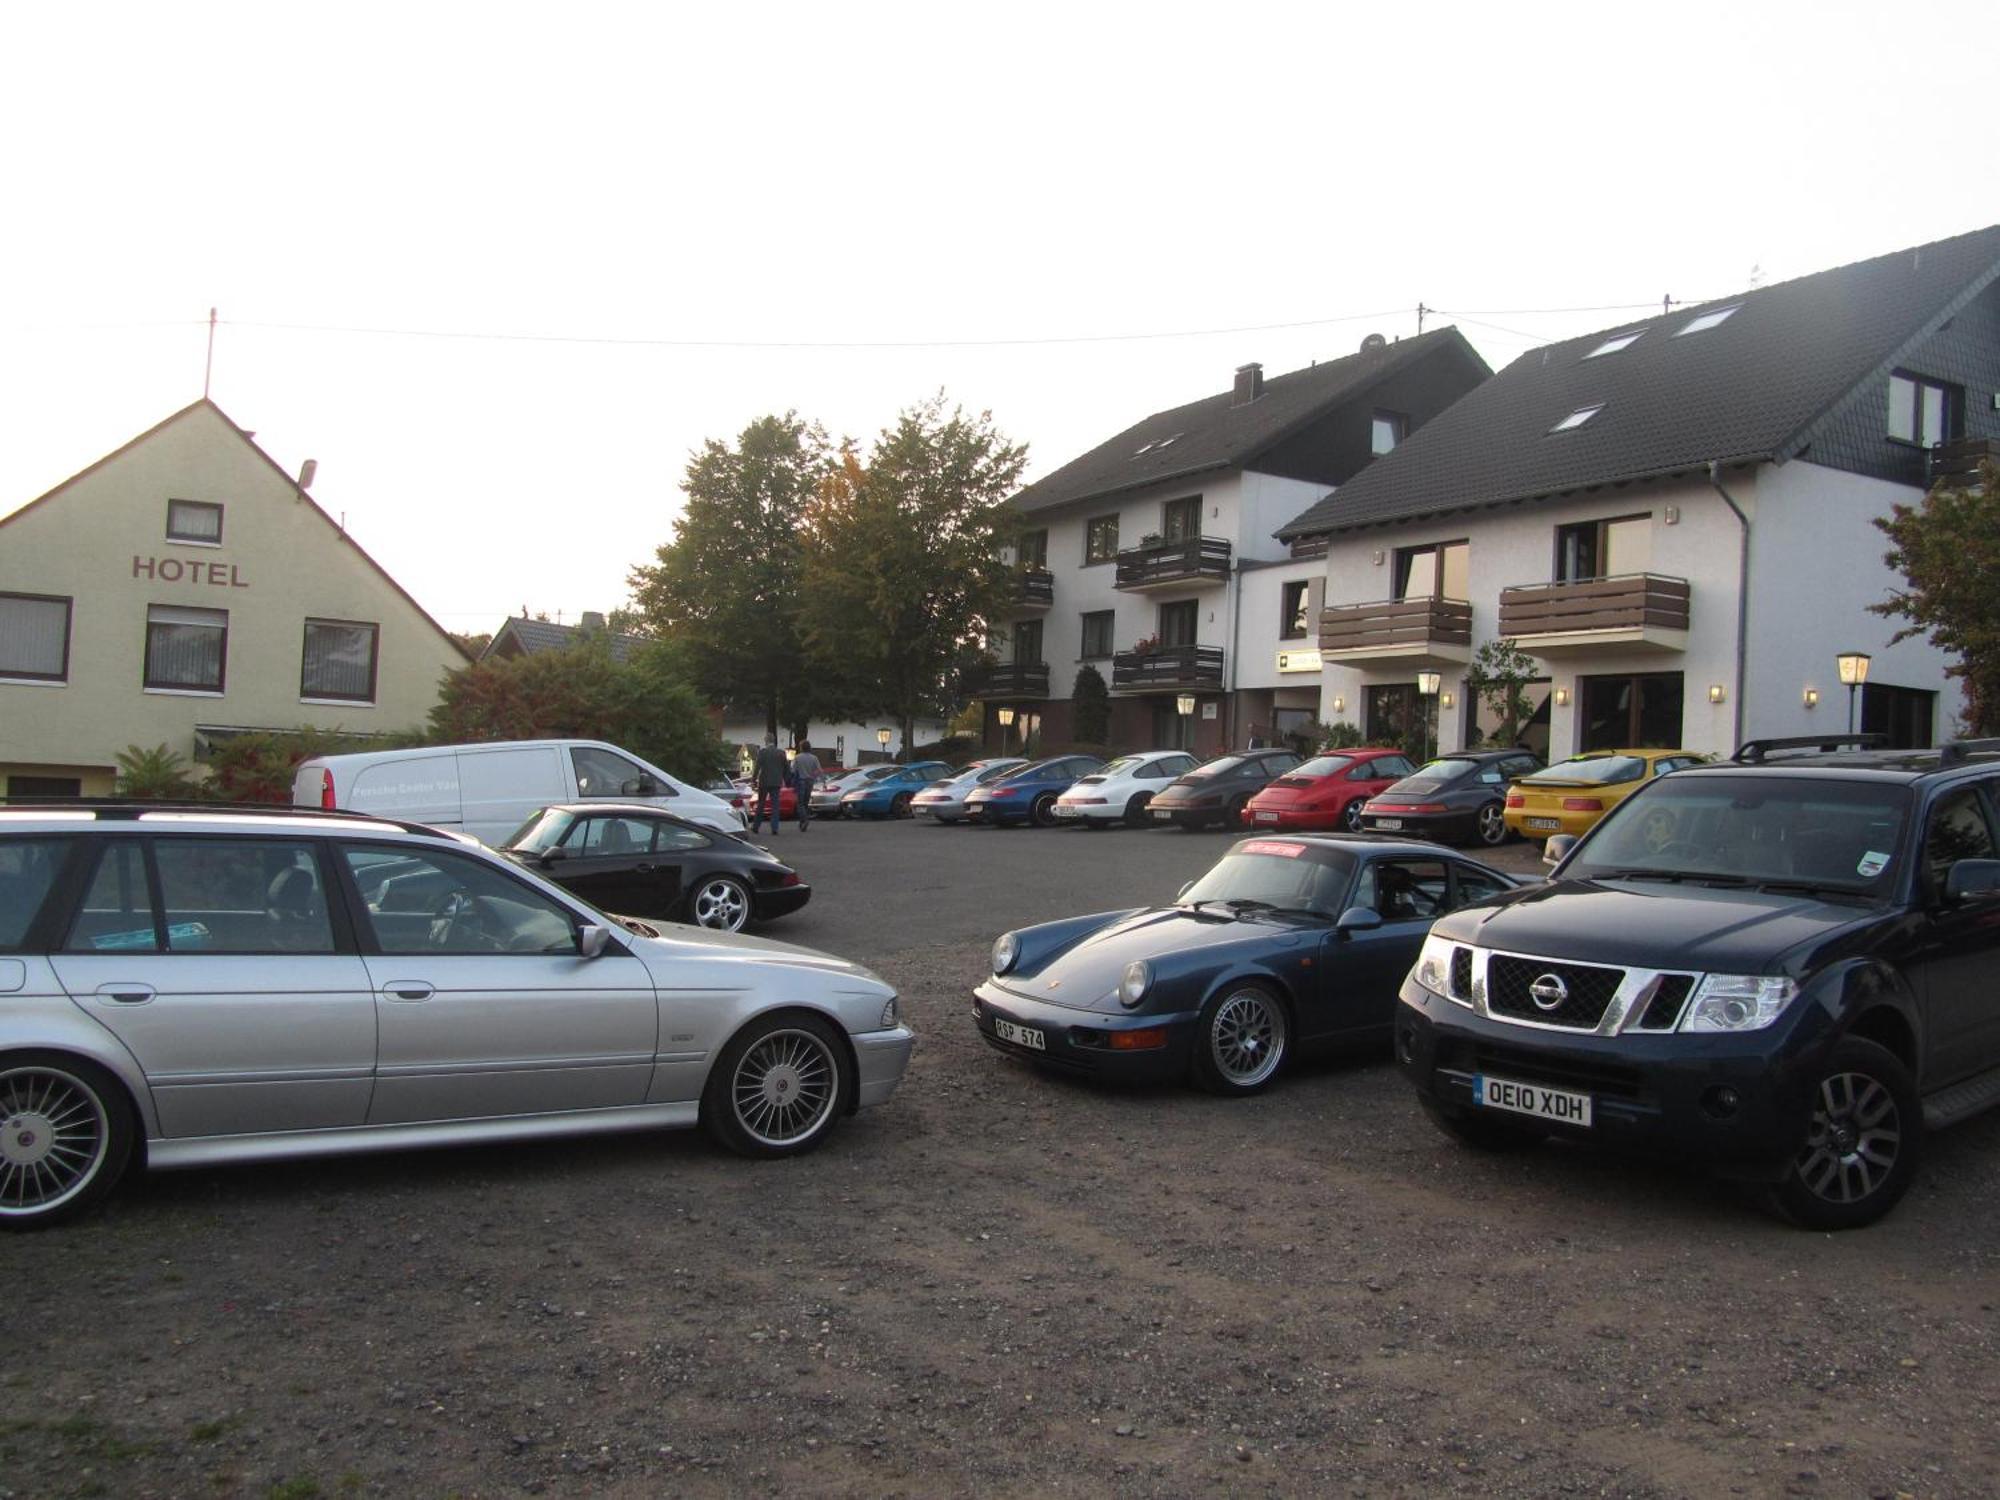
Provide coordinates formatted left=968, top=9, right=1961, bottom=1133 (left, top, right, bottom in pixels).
left=1579, top=672, right=1684, bottom=751
left=0, top=592, right=72, bottom=682
left=1861, top=682, right=1937, bottom=750
left=1017, top=528, right=1048, bottom=568
left=6, top=776, right=81, bottom=799
left=1675, top=305, right=1740, bottom=336
left=1013, top=618, right=1044, bottom=665
left=166, top=499, right=223, bottom=545
left=1584, top=330, right=1645, bottom=359
left=1554, top=514, right=1650, bottom=582
left=144, top=605, right=228, bottom=692
left=0, top=837, right=72, bottom=949
left=1454, top=865, right=1513, bottom=906
left=1353, top=859, right=1450, bottom=921
left=1395, top=542, right=1469, bottom=601
left=1161, top=496, right=1201, bottom=543
left=1886, top=372, right=1961, bottom=448
left=301, top=619, right=379, bottom=703
left=1371, top=410, right=1408, bottom=455
left=1549, top=404, right=1604, bottom=434
left=155, top=838, right=334, bottom=953
left=1280, top=581, right=1310, bottom=640
left=1924, top=789, right=1997, bottom=894
left=67, top=843, right=156, bottom=952
left=1080, top=610, right=1114, bottom=660
left=1158, top=600, right=1198, bottom=648
left=342, top=844, right=580, bottom=956
left=1085, top=515, right=1119, bottom=564
left=572, top=746, right=656, bottom=799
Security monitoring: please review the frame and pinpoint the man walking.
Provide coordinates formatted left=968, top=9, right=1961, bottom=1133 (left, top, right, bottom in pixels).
left=751, top=734, right=790, bottom=837
left=790, top=742, right=822, bottom=832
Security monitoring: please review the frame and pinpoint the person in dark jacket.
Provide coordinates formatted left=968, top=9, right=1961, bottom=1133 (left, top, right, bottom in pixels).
left=751, top=735, right=790, bottom=836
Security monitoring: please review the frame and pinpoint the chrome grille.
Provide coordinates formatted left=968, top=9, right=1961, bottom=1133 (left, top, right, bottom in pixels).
left=1486, top=955, right=1625, bottom=1030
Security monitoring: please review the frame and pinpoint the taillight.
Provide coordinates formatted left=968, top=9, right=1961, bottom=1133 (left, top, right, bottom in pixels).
left=1505, top=793, right=1524, bottom=808
left=320, top=768, right=336, bottom=810
left=1562, top=797, right=1603, bottom=812
left=779, top=871, right=801, bottom=886
left=1407, top=803, right=1448, bottom=814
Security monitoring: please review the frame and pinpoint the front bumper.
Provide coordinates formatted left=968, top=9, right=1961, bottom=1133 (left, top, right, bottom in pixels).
left=1394, top=979, right=1828, bottom=1180
left=852, top=1024, right=916, bottom=1107
left=972, top=980, right=1199, bottom=1081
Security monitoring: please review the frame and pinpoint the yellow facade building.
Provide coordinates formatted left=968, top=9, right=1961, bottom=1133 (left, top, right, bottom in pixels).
left=0, top=399, right=467, bottom=796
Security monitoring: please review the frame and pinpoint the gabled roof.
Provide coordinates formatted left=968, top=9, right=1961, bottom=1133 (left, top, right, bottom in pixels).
left=482, top=614, right=648, bottom=664
left=0, top=398, right=471, bottom=659
left=1010, top=327, right=1485, bottom=515
left=1276, top=223, right=2000, bottom=538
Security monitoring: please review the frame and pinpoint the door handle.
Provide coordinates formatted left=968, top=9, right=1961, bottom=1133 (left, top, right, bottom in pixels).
left=636, top=863, right=656, bottom=873
left=382, top=982, right=435, bottom=1002
left=96, top=983, right=156, bottom=1005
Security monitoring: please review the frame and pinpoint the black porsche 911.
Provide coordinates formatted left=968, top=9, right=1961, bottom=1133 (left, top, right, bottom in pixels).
left=498, top=803, right=810, bottom=932
left=973, top=835, right=1526, bottom=1094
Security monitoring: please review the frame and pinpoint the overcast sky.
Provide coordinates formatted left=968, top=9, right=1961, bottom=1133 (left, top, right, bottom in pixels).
left=2, top=1, right=1989, bottom=636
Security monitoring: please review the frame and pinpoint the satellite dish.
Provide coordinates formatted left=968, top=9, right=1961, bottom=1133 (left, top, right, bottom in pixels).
left=1359, top=333, right=1388, bottom=352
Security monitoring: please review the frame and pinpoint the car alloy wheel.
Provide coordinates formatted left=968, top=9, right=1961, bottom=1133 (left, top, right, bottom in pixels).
left=1031, top=793, right=1058, bottom=828
left=1342, top=799, right=1365, bottom=833
left=1122, top=792, right=1152, bottom=828
left=891, top=791, right=913, bottom=818
left=688, top=875, right=752, bottom=932
left=1193, top=987, right=1288, bottom=1095
left=0, top=1056, right=134, bottom=1230
left=1770, top=1038, right=1920, bottom=1230
left=1476, top=802, right=1509, bottom=846
left=703, top=1014, right=849, bottom=1157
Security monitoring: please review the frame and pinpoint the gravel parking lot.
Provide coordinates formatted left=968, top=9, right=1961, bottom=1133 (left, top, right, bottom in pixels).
left=8, top=819, right=2000, bottom=1498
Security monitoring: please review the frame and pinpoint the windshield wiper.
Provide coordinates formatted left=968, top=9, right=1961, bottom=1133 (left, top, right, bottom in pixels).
left=1591, top=868, right=1751, bottom=887
left=1224, top=898, right=1276, bottom=913
left=1756, top=879, right=1869, bottom=900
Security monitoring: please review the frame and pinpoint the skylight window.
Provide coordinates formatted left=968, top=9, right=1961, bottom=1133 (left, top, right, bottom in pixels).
left=1156, top=433, right=1182, bottom=448
left=1675, top=305, right=1740, bottom=336
left=1549, top=404, right=1604, bottom=434
left=1132, top=441, right=1156, bottom=456
left=1584, top=330, right=1645, bottom=359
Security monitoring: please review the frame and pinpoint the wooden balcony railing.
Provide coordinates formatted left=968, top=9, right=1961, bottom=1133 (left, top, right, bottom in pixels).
left=1929, top=438, right=2000, bottom=490
left=1499, top=573, right=1690, bottom=642
left=1111, top=644, right=1225, bottom=692
left=1319, top=596, right=1472, bottom=659
left=1015, top=566, right=1054, bottom=608
left=1114, top=535, right=1231, bottom=591
left=979, top=661, right=1050, bottom=698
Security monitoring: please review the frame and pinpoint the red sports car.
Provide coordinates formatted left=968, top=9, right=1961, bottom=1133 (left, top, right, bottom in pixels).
left=1239, top=748, right=1420, bottom=831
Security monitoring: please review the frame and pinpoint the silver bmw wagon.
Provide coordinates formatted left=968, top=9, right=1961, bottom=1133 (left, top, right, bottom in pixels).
left=0, top=804, right=914, bottom=1227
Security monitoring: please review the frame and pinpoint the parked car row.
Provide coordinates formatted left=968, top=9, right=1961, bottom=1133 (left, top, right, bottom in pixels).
left=977, top=733, right=2000, bottom=1232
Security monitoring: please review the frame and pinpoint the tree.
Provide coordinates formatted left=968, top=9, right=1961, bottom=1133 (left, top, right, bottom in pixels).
left=1465, top=638, right=1541, bottom=747
left=1071, top=664, right=1110, bottom=746
left=1870, top=458, right=2000, bottom=734
left=798, top=396, right=1029, bottom=752
left=628, top=414, right=835, bottom=736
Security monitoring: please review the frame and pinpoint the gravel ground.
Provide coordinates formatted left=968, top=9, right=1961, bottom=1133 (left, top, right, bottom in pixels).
left=7, top=819, right=1999, bottom=1498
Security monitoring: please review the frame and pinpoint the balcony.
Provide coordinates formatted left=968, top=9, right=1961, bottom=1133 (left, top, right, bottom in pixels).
left=1929, top=437, right=2000, bottom=490
left=979, top=661, right=1050, bottom=699
left=1014, top=566, right=1054, bottom=610
left=1111, top=644, right=1225, bottom=694
left=1318, top=596, right=1472, bottom=665
left=1498, top=573, right=1691, bottom=655
left=1114, top=535, right=1232, bottom=592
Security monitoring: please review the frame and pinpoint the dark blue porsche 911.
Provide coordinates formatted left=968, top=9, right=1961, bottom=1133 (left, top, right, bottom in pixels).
left=973, top=835, right=1528, bottom=1095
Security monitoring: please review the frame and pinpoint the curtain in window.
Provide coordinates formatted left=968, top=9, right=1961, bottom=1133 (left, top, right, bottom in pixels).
left=0, top=595, right=69, bottom=677
left=167, top=501, right=222, bottom=542
left=146, top=605, right=226, bottom=689
left=302, top=621, right=377, bottom=699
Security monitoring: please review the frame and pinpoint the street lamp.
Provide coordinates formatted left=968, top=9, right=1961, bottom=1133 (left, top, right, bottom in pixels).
left=997, top=705, right=1014, bottom=757
left=1836, top=652, right=1872, bottom=733
left=1416, top=671, right=1442, bottom=762
left=877, top=725, right=893, bottom=762
left=1176, top=693, right=1196, bottom=751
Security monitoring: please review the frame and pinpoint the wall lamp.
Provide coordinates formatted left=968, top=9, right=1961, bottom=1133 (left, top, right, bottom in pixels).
left=1331, top=695, right=1345, bottom=715
left=1708, top=684, right=1727, bottom=705
left=1802, top=687, right=1819, bottom=710
left=1441, top=690, right=1455, bottom=710
left=1553, top=687, right=1570, bottom=708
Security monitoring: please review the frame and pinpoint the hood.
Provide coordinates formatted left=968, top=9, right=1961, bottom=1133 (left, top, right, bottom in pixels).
left=1014, top=907, right=1314, bottom=1014
left=1433, top=879, right=1884, bottom=974
left=626, top=921, right=890, bottom=987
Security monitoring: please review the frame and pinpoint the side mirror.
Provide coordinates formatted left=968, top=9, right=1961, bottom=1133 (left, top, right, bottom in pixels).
left=578, top=923, right=612, bottom=959
left=1543, top=834, right=1578, bottom=869
left=1335, top=905, right=1383, bottom=934
left=538, top=847, right=567, bottom=866
left=1944, top=858, right=2000, bottom=903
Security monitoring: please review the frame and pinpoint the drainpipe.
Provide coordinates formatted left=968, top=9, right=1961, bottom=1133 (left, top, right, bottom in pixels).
left=1224, top=556, right=1247, bottom=749
left=1706, top=461, right=1749, bottom=751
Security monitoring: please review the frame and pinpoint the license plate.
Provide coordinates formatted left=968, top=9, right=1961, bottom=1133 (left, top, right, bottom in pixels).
left=994, top=1018, right=1045, bottom=1051
left=1153, top=809, right=1173, bottom=820
left=1525, top=816, right=1562, bottom=831
left=1054, top=805, right=1080, bottom=818
left=1373, top=817, right=1402, bottom=830
left=1473, top=1075, right=1591, bottom=1126
left=1255, top=811, right=1279, bottom=823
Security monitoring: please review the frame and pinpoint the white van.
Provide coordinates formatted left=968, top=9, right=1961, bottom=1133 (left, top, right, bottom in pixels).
left=291, top=739, right=747, bottom=843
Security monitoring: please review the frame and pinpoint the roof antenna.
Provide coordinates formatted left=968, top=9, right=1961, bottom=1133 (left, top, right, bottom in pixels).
left=203, top=307, right=217, bottom=399
left=1416, top=302, right=1429, bottom=335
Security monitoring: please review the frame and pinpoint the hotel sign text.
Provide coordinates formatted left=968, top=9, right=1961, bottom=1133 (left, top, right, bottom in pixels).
left=133, top=556, right=248, bottom=588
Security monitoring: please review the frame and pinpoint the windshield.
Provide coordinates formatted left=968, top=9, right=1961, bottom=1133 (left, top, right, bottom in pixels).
left=998, top=760, right=1059, bottom=783
left=1180, top=844, right=1355, bottom=915
left=1293, top=755, right=1355, bottom=778
left=1525, top=755, right=1646, bottom=786
left=1419, top=758, right=1480, bottom=782
left=1565, top=775, right=1913, bottom=894
left=1184, top=755, right=1250, bottom=781
left=502, top=808, right=574, bottom=853
left=974, top=761, right=1021, bottom=784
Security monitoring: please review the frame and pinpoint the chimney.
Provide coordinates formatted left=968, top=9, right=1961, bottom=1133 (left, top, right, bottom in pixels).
left=580, top=611, right=607, bottom=633
left=1232, top=362, right=1264, bottom=406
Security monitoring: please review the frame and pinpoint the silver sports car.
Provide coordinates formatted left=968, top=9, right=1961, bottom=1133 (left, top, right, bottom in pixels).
left=910, top=759, right=1027, bottom=823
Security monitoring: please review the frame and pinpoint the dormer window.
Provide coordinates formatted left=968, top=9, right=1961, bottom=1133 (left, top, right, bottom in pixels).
left=1549, top=404, right=1604, bottom=434
left=1585, top=330, right=1645, bottom=359
left=1371, top=411, right=1408, bottom=455
left=1675, top=305, right=1740, bottom=336
left=166, top=499, right=223, bottom=545
left=1887, top=371, right=1961, bottom=448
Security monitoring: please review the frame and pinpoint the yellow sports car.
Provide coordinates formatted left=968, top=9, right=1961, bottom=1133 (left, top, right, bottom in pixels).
left=1502, top=748, right=1708, bottom=842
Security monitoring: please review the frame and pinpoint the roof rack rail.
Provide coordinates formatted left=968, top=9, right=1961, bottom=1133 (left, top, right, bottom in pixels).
left=1733, top=734, right=1886, bottom=764
left=1937, top=737, right=2000, bottom=766
left=0, top=797, right=453, bottom=841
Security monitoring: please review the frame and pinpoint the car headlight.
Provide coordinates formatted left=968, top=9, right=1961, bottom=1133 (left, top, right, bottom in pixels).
left=992, top=931, right=1020, bottom=975
left=1679, top=974, right=1800, bottom=1033
left=1412, top=933, right=1457, bottom=999
left=1119, top=959, right=1152, bottom=1009
left=879, top=996, right=899, bottom=1029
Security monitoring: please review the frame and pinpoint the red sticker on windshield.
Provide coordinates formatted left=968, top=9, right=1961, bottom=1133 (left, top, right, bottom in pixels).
left=1240, top=840, right=1305, bottom=858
